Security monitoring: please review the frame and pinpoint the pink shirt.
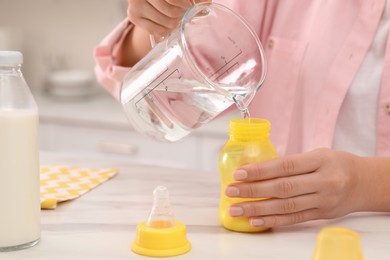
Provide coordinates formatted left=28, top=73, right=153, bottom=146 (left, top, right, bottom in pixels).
left=94, top=0, right=390, bottom=156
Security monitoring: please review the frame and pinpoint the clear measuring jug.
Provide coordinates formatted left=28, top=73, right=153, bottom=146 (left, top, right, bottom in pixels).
left=121, top=3, right=266, bottom=142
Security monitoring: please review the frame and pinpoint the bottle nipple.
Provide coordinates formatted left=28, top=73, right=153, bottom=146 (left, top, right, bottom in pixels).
left=146, top=186, right=175, bottom=228
left=131, top=185, right=191, bottom=257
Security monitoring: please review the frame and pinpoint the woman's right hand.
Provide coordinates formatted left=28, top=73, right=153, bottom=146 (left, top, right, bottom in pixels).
left=118, top=0, right=210, bottom=67
left=127, top=0, right=195, bottom=37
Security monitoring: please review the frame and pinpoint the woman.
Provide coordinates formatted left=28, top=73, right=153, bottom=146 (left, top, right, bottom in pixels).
left=94, top=0, right=390, bottom=227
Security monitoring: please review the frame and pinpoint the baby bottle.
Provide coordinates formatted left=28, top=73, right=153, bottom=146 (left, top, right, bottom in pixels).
left=0, top=51, right=40, bottom=251
left=218, top=118, right=278, bottom=232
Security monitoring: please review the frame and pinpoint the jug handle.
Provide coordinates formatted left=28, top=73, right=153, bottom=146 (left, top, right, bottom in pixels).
left=149, top=35, right=162, bottom=48
left=149, top=0, right=197, bottom=48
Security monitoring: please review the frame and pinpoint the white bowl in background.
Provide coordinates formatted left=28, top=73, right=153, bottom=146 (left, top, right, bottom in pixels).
left=45, top=69, right=96, bottom=99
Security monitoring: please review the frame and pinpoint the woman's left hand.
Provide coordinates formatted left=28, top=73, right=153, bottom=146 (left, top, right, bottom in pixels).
left=225, top=148, right=368, bottom=227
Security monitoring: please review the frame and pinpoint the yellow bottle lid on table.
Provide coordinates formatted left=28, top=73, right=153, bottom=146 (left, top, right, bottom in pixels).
left=312, top=227, right=364, bottom=260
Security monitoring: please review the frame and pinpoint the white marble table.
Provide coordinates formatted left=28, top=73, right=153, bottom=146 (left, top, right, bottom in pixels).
left=3, top=152, right=390, bottom=259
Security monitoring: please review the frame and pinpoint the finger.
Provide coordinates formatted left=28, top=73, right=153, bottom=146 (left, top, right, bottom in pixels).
left=226, top=172, right=320, bottom=199
left=166, top=0, right=194, bottom=9
left=144, top=1, right=182, bottom=28
left=128, top=3, right=178, bottom=35
left=249, top=208, right=320, bottom=227
left=234, top=150, right=323, bottom=181
left=147, top=0, right=188, bottom=18
left=229, top=194, right=319, bottom=217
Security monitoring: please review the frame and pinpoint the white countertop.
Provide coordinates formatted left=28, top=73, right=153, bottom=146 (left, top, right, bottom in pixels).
left=2, top=152, right=390, bottom=259
left=34, top=90, right=129, bottom=130
left=34, top=90, right=238, bottom=137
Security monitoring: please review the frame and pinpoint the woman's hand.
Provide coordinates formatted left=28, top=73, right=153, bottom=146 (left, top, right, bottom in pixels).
left=225, top=148, right=373, bottom=228
left=118, top=0, right=210, bottom=67
left=127, top=0, right=196, bottom=37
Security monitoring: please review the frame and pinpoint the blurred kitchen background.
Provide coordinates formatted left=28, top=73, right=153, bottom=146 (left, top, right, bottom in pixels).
left=0, top=0, right=125, bottom=90
left=0, top=0, right=234, bottom=172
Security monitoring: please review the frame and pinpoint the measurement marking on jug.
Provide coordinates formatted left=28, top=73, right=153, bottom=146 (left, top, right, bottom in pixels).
left=227, top=36, right=236, bottom=46
left=135, top=69, right=181, bottom=107
left=210, top=50, right=242, bottom=80
left=215, top=62, right=239, bottom=80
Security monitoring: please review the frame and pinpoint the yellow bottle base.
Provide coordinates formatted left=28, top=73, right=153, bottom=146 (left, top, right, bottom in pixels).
left=219, top=197, right=272, bottom=233
left=222, top=224, right=271, bottom=233
left=220, top=213, right=271, bottom=233
left=131, top=221, right=191, bottom=257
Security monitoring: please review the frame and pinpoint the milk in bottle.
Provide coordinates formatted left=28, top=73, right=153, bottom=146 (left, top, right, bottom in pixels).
left=0, top=51, right=40, bottom=251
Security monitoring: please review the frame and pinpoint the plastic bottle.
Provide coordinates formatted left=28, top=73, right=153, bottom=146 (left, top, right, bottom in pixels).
left=0, top=51, right=40, bottom=251
left=218, top=118, right=278, bottom=232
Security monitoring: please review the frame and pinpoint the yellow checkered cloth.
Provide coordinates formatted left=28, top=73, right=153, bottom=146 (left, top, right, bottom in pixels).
left=40, top=165, right=118, bottom=209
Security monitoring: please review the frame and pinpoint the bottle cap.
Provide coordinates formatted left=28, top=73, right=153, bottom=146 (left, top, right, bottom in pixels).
left=312, top=227, right=364, bottom=260
left=131, top=186, right=191, bottom=257
left=0, top=51, right=23, bottom=65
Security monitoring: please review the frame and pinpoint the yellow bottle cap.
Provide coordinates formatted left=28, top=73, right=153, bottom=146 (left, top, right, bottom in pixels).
left=131, top=186, right=191, bottom=257
left=312, top=227, right=364, bottom=260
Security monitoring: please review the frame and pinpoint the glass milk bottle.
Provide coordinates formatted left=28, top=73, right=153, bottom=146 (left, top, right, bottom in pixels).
left=0, top=51, right=40, bottom=251
left=218, top=118, right=278, bottom=232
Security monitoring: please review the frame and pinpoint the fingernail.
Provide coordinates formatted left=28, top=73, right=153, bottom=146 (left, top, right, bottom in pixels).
left=225, top=186, right=240, bottom=197
left=251, top=218, right=265, bottom=227
left=233, top=169, right=248, bottom=180
left=229, top=206, right=243, bottom=217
